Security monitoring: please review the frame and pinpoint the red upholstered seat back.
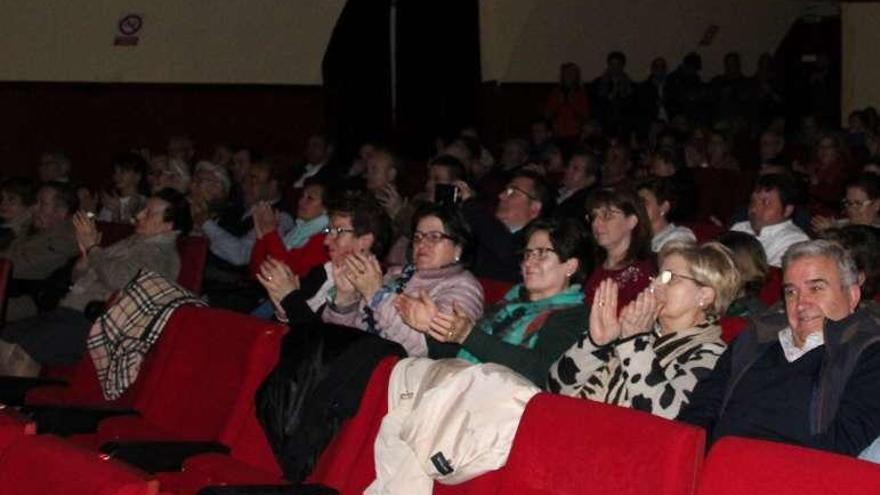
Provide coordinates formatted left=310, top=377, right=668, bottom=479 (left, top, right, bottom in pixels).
left=307, top=356, right=400, bottom=494
left=478, top=277, right=515, bottom=306
left=681, top=221, right=725, bottom=244
left=759, top=267, right=783, bottom=306
left=129, top=306, right=284, bottom=441
left=0, top=433, right=158, bottom=495
left=696, top=437, right=880, bottom=495
left=175, top=235, right=208, bottom=295
left=0, top=258, right=10, bottom=326
left=495, top=393, right=705, bottom=495
left=720, top=316, right=748, bottom=344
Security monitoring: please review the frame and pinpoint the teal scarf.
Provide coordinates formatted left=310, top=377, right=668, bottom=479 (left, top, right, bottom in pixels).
left=457, top=284, right=583, bottom=364
left=283, top=213, right=329, bottom=249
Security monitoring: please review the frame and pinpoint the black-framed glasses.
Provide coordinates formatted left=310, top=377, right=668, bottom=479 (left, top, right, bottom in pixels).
left=522, top=247, right=557, bottom=262
left=503, top=185, right=537, bottom=201
left=323, top=226, right=356, bottom=237
left=412, top=231, right=453, bottom=245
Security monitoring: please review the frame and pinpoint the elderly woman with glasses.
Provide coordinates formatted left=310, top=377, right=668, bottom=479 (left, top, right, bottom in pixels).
left=311, top=203, right=484, bottom=357
left=548, top=241, right=739, bottom=419
left=812, top=174, right=880, bottom=232
left=401, top=217, right=590, bottom=386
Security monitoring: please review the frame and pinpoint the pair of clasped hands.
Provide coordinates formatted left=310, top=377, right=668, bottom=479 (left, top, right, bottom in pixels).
left=589, top=278, right=666, bottom=346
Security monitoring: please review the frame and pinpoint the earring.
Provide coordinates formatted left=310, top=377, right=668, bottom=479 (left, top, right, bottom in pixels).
left=698, top=299, right=705, bottom=308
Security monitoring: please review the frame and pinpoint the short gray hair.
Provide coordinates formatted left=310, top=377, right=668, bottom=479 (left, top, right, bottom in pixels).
left=195, top=160, right=230, bottom=192
left=782, top=240, right=859, bottom=289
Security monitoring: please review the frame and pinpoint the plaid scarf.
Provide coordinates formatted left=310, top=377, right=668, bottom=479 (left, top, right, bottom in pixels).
left=86, top=269, right=205, bottom=400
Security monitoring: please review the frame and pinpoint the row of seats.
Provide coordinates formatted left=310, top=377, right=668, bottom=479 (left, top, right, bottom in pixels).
left=0, top=304, right=878, bottom=494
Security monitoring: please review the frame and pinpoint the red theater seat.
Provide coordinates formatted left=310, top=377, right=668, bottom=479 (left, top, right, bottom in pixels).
left=696, top=437, right=880, bottom=495
left=0, top=431, right=158, bottom=495
left=759, top=267, right=783, bottom=306
left=495, top=394, right=705, bottom=495
left=478, top=277, right=514, bottom=306
left=682, top=221, right=725, bottom=244
left=720, top=316, right=748, bottom=344
left=175, top=235, right=209, bottom=294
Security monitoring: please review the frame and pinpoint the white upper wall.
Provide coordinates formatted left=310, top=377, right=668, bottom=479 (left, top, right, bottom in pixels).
left=480, top=0, right=814, bottom=82
left=842, top=3, right=880, bottom=123
left=0, top=0, right=345, bottom=84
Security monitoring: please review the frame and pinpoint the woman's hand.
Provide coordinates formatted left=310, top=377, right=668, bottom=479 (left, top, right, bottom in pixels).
left=252, top=202, right=278, bottom=238
left=427, top=302, right=474, bottom=344
left=394, top=290, right=438, bottom=332
left=72, top=211, right=101, bottom=255
left=811, top=215, right=834, bottom=232
left=255, top=257, right=300, bottom=305
left=332, top=260, right=360, bottom=306
left=619, top=288, right=660, bottom=339
left=589, top=279, right=622, bottom=346
left=375, top=184, right=403, bottom=218
left=344, top=253, right=384, bottom=301
left=453, top=180, right=474, bottom=202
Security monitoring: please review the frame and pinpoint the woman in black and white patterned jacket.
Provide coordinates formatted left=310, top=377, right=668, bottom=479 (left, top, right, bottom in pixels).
left=548, top=241, right=740, bottom=419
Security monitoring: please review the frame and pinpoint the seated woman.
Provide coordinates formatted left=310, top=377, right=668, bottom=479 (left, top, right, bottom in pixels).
left=147, top=155, right=191, bottom=194
left=717, top=231, right=769, bottom=317
left=812, top=174, right=880, bottom=232
left=250, top=177, right=329, bottom=280
left=321, top=203, right=484, bottom=357
left=548, top=241, right=739, bottom=419
left=636, top=177, right=696, bottom=252
left=583, top=186, right=655, bottom=308
left=256, top=192, right=390, bottom=327
left=403, top=217, right=590, bottom=387
left=0, top=177, right=36, bottom=249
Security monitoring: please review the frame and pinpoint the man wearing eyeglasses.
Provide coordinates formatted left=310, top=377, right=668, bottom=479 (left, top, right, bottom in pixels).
left=730, top=173, right=808, bottom=267
left=679, top=240, right=880, bottom=458
left=457, top=170, right=552, bottom=282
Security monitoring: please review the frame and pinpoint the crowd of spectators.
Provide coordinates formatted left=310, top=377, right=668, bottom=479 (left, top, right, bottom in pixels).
left=2, top=49, right=880, bottom=469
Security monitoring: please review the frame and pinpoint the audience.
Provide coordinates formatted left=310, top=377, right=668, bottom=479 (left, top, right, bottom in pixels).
left=813, top=174, right=880, bottom=231
left=555, top=148, right=598, bottom=221
left=97, top=152, right=149, bottom=224
left=422, top=217, right=589, bottom=386
left=730, top=173, right=809, bottom=266
left=679, top=240, right=880, bottom=456
left=717, top=230, right=770, bottom=317
left=0, top=188, right=190, bottom=375
left=38, top=152, right=72, bottom=183
left=0, top=178, right=36, bottom=249
left=550, top=241, right=739, bottom=419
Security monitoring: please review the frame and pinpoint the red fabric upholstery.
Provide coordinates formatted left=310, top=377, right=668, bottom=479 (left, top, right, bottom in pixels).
left=696, top=437, right=880, bottom=495
left=691, top=168, right=755, bottom=224
left=306, top=356, right=400, bottom=494
left=478, top=277, right=515, bottom=306
left=175, top=235, right=209, bottom=295
left=0, top=258, right=11, bottom=325
left=0, top=408, right=36, bottom=438
left=720, top=316, right=748, bottom=344
left=681, top=221, right=725, bottom=244
left=88, top=306, right=285, bottom=447
left=0, top=432, right=158, bottom=495
left=759, top=267, right=783, bottom=306
left=495, top=393, right=705, bottom=495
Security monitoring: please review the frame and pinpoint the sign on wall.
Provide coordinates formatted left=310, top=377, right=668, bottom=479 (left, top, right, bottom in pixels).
left=114, top=13, right=143, bottom=46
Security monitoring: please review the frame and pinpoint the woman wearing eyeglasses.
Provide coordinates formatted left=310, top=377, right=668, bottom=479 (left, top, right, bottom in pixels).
left=401, top=217, right=590, bottom=387
left=548, top=241, right=739, bottom=419
left=583, top=187, right=655, bottom=309
left=811, top=174, right=880, bottom=232
left=316, top=203, right=484, bottom=357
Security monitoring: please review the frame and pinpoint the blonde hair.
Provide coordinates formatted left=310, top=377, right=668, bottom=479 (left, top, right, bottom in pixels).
left=659, top=240, right=742, bottom=317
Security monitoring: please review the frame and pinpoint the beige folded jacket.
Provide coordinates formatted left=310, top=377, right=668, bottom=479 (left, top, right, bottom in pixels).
left=366, top=357, right=539, bottom=495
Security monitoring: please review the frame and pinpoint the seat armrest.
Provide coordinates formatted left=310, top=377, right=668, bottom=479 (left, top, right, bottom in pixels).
left=196, top=485, right=339, bottom=495
left=21, top=405, right=138, bottom=436
left=0, top=376, right=67, bottom=406
left=99, top=440, right=230, bottom=473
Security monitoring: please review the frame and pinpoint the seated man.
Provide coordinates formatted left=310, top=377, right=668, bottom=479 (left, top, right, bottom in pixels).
left=730, top=173, right=809, bottom=267
left=458, top=170, right=552, bottom=282
left=0, top=188, right=191, bottom=375
left=678, top=240, right=880, bottom=456
left=2, top=182, right=80, bottom=320
left=201, top=160, right=293, bottom=311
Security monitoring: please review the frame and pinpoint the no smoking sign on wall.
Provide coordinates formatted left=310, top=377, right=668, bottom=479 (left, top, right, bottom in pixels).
left=114, top=13, right=143, bottom=46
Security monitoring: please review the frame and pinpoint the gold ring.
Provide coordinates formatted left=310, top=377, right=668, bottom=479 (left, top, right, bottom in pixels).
left=447, top=330, right=454, bottom=339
